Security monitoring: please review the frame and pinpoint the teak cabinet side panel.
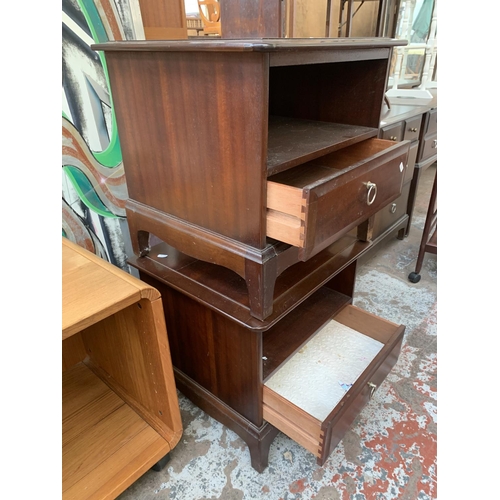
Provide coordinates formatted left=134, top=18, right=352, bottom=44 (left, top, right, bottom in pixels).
left=106, top=51, right=269, bottom=248
left=80, top=299, right=182, bottom=446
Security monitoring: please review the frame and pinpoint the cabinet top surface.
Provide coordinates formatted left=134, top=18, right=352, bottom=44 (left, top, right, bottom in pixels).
left=380, top=89, right=438, bottom=127
left=62, top=238, right=160, bottom=340
left=93, top=37, right=407, bottom=53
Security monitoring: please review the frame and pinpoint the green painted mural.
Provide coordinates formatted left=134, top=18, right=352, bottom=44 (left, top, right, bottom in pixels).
left=62, top=0, right=140, bottom=269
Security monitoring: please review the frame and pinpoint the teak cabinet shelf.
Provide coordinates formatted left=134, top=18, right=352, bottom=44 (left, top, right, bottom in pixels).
left=62, top=238, right=182, bottom=499
left=94, top=38, right=408, bottom=472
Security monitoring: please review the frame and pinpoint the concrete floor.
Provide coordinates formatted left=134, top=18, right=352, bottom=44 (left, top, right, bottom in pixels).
left=118, top=164, right=437, bottom=500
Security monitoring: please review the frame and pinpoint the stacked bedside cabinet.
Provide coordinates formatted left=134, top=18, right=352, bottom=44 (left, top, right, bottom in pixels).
left=93, top=38, right=410, bottom=472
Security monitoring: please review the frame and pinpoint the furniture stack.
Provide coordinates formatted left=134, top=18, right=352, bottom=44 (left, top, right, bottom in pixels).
left=94, top=37, right=410, bottom=472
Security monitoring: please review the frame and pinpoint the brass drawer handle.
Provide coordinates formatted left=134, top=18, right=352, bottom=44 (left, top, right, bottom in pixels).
left=365, top=182, right=377, bottom=206
left=389, top=135, right=398, bottom=141
left=409, top=127, right=418, bottom=132
left=390, top=203, right=397, bottom=214
left=432, top=139, right=437, bottom=149
left=367, top=382, right=377, bottom=399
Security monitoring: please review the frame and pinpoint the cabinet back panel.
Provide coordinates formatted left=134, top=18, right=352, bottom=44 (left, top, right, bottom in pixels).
left=269, top=60, right=389, bottom=128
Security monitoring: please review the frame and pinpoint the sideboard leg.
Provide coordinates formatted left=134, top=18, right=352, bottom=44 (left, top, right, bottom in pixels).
left=248, top=424, right=280, bottom=473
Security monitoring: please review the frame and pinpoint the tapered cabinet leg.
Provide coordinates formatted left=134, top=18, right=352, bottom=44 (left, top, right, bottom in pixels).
left=247, top=424, right=280, bottom=473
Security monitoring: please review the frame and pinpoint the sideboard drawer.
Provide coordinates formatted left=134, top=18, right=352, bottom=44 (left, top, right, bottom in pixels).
left=403, top=115, right=422, bottom=142
left=426, top=109, right=437, bottom=136
left=263, top=304, right=404, bottom=465
left=404, top=141, right=418, bottom=185
left=266, top=138, right=409, bottom=261
left=380, top=123, right=404, bottom=142
left=371, top=183, right=411, bottom=240
left=419, top=133, right=437, bottom=163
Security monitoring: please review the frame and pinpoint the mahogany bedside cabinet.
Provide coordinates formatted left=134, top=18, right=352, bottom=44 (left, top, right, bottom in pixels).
left=93, top=38, right=409, bottom=472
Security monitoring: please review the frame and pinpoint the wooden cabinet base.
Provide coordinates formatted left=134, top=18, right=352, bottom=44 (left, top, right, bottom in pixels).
left=173, top=369, right=280, bottom=473
left=131, top=240, right=404, bottom=471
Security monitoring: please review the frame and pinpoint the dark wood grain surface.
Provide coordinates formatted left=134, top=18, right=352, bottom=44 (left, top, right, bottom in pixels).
left=128, top=232, right=372, bottom=331
left=93, top=38, right=407, bottom=53
left=220, top=1, right=282, bottom=38
left=106, top=50, right=269, bottom=248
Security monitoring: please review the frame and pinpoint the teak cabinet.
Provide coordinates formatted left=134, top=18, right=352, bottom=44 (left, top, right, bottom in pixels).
left=94, top=38, right=408, bottom=472
left=62, top=238, right=182, bottom=498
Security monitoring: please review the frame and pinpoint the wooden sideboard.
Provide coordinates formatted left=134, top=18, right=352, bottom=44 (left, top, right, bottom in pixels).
left=94, top=38, right=409, bottom=472
left=62, top=238, right=182, bottom=499
left=375, top=92, right=437, bottom=240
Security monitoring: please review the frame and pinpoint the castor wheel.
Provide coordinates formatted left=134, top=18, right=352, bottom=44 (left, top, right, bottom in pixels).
left=408, top=272, right=421, bottom=283
left=151, top=453, right=171, bottom=472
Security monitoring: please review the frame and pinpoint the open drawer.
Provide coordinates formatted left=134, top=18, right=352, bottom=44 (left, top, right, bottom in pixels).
left=266, top=138, right=410, bottom=261
left=263, top=304, right=405, bottom=465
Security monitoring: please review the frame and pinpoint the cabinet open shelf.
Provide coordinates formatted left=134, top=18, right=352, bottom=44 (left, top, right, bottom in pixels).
left=129, top=231, right=371, bottom=331
left=62, top=363, right=171, bottom=500
left=267, top=116, right=377, bottom=175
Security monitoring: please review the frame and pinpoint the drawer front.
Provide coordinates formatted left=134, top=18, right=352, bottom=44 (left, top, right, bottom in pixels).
left=404, top=141, right=418, bottom=185
left=419, top=132, right=437, bottom=163
left=403, top=115, right=422, bottom=142
left=263, top=305, right=405, bottom=465
left=380, top=123, right=404, bottom=142
left=371, top=183, right=411, bottom=240
left=426, top=109, right=437, bottom=135
left=267, top=139, right=409, bottom=260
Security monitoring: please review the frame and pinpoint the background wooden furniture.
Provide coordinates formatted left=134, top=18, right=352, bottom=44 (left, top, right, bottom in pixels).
left=374, top=90, right=436, bottom=240
left=197, top=0, right=221, bottom=35
left=408, top=169, right=436, bottom=282
left=62, top=238, right=182, bottom=499
left=220, top=0, right=283, bottom=37
left=137, top=0, right=188, bottom=39
left=95, top=37, right=408, bottom=473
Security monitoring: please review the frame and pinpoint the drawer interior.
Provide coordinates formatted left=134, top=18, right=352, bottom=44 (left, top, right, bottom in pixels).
left=265, top=318, right=384, bottom=422
left=263, top=304, right=403, bottom=461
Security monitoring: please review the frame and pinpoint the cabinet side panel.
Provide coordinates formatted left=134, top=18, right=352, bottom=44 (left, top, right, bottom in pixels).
left=143, top=275, right=263, bottom=426
left=80, top=300, right=183, bottom=445
left=269, top=59, right=389, bottom=128
left=106, top=51, right=268, bottom=248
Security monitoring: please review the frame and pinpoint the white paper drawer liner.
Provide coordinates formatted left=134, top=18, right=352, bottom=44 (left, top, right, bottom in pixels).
left=264, top=319, right=384, bottom=422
